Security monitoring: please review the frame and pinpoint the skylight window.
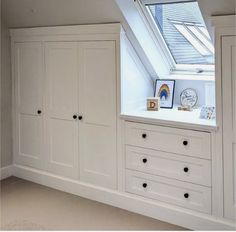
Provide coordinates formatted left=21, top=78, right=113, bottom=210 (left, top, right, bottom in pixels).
left=173, top=23, right=212, bottom=56
left=145, top=1, right=215, bottom=66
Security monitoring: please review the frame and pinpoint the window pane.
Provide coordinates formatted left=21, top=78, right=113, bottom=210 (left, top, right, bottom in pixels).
left=187, top=25, right=215, bottom=53
left=147, top=1, right=215, bottom=65
left=198, top=27, right=211, bottom=40
left=174, top=24, right=211, bottom=56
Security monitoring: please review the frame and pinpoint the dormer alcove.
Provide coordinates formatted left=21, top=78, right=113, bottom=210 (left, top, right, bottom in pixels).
left=120, top=0, right=216, bottom=131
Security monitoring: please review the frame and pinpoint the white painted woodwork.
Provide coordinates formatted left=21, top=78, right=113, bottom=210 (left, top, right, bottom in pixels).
left=10, top=24, right=122, bottom=38
left=121, top=108, right=217, bottom=132
left=126, top=170, right=211, bottom=214
left=11, top=23, right=236, bottom=230
left=125, top=122, right=211, bottom=159
left=44, top=42, right=79, bottom=179
left=124, top=121, right=212, bottom=215
left=222, top=36, right=236, bottom=220
left=126, top=145, right=211, bottom=186
left=14, top=42, right=44, bottom=169
left=78, top=41, right=117, bottom=189
left=13, top=165, right=235, bottom=231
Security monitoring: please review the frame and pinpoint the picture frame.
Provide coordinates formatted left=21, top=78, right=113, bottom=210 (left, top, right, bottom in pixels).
left=154, top=79, right=175, bottom=109
left=199, top=106, right=216, bottom=120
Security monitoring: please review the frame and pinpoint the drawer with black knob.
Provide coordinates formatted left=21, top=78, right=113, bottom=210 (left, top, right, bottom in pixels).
left=125, top=122, right=211, bottom=159
left=125, top=170, right=211, bottom=214
left=125, top=146, right=211, bottom=186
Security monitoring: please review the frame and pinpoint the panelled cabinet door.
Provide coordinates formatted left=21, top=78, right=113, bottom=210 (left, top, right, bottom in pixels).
left=222, top=36, right=236, bottom=220
left=45, top=42, right=79, bottom=179
left=78, top=41, right=117, bottom=189
left=14, top=42, right=44, bottom=169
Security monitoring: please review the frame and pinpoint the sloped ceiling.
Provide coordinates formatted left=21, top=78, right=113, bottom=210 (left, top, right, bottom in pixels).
left=198, top=0, right=235, bottom=17
left=2, top=0, right=235, bottom=28
left=1, top=0, right=126, bottom=27
left=198, top=0, right=235, bottom=38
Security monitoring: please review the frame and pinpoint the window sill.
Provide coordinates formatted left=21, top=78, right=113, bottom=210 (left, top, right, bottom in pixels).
left=121, top=106, right=217, bottom=132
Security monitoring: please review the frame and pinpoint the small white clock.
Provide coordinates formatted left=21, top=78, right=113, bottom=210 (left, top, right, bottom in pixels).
left=180, top=88, right=198, bottom=108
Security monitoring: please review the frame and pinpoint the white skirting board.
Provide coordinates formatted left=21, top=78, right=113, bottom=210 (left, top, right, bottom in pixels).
left=12, top=164, right=235, bottom=230
left=0, top=165, right=14, bottom=180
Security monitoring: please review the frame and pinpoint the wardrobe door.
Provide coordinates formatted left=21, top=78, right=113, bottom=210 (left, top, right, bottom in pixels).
left=14, top=42, right=44, bottom=169
left=45, top=42, right=79, bottom=179
left=222, top=36, right=236, bottom=220
left=78, top=41, right=117, bottom=189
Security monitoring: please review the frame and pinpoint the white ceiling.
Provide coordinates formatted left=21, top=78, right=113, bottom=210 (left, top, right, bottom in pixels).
left=2, top=0, right=235, bottom=28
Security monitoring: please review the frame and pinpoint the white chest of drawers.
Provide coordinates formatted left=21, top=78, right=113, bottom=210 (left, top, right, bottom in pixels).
left=124, top=121, right=212, bottom=214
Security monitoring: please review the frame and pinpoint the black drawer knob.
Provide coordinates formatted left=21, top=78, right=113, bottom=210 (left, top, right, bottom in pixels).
left=73, top=115, right=77, bottom=119
left=142, top=158, right=147, bottom=163
left=142, top=133, right=147, bottom=139
left=183, top=167, right=189, bottom=173
left=37, top=110, right=42, bottom=115
left=184, top=193, right=189, bottom=199
left=142, top=183, right=147, bottom=188
left=78, top=115, right=83, bottom=120
left=183, top=140, right=188, bottom=146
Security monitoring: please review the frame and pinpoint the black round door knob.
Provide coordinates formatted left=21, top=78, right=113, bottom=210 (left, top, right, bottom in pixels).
left=183, top=140, right=188, bottom=146
left=142, top=183, right=147, bottom=188
left=78, top=116, right=83, bottom=120
left=37, top=110, right=42, bottom=115
left=142, top=133, right=147, bottom=139
left=73, top=115, right=77, bottom=119
left=183, top=167, right=189, bottom=173
left=184, top=193, right=189, bottom=199
left=142, top=158, right=147, bottom=163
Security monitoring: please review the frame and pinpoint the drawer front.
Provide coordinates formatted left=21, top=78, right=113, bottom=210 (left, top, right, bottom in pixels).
left=125, top=122, right=211, bottom=159
left=126, top=170, right=211, bottom=214
left=126, top=146, right=211, bottom=186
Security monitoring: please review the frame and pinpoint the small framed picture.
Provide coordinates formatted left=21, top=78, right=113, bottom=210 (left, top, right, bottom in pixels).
left=154, top=79, right=175, bottom=109
left=200, top=106, right=216, bottom=120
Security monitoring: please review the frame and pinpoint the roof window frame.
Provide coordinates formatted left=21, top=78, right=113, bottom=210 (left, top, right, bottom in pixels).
left=135, top=0, right=215, bottom=79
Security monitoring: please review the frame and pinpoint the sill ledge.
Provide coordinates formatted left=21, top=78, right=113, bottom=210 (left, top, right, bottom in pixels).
left=120, top=107, right=217, bottom=132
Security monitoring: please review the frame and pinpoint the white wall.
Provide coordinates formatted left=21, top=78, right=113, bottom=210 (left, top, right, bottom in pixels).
left=174, top=80, right=215, bottom=107
left=1, top=19, right=12, bottom=168
left=121, top=36, right=153, bottom=112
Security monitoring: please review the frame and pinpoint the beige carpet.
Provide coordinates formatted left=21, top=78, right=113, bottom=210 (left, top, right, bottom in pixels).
left=0, top=177, right=186, bottom=230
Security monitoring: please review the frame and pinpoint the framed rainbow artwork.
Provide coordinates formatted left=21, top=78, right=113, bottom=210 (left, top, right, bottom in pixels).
left=154, top=79, right=175, bottom=109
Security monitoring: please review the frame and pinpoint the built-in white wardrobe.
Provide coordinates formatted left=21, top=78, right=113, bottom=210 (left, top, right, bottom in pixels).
left=215, top=18, right=236, bottom=221
left=12, top=25, right=121, bottom=189
left=10, top=21, right=236, bottom=230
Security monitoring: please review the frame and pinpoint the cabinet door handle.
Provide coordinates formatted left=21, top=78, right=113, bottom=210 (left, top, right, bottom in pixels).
left=78, top=115, right=83, bottom=120
left=142, top=183, right=147, bottom=188
left=183, top=167, right=189, bottom=173
left=37, top=110, right=42, bottom=115
left=142, top=158, right=147, bottom=163
left=183, top=140, right=188, bottom=146
left=142, top=133, right=147, bottom=139
left=184, top=193, right=189, bottom=199
left=73, top=115, right=77, bottom=120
